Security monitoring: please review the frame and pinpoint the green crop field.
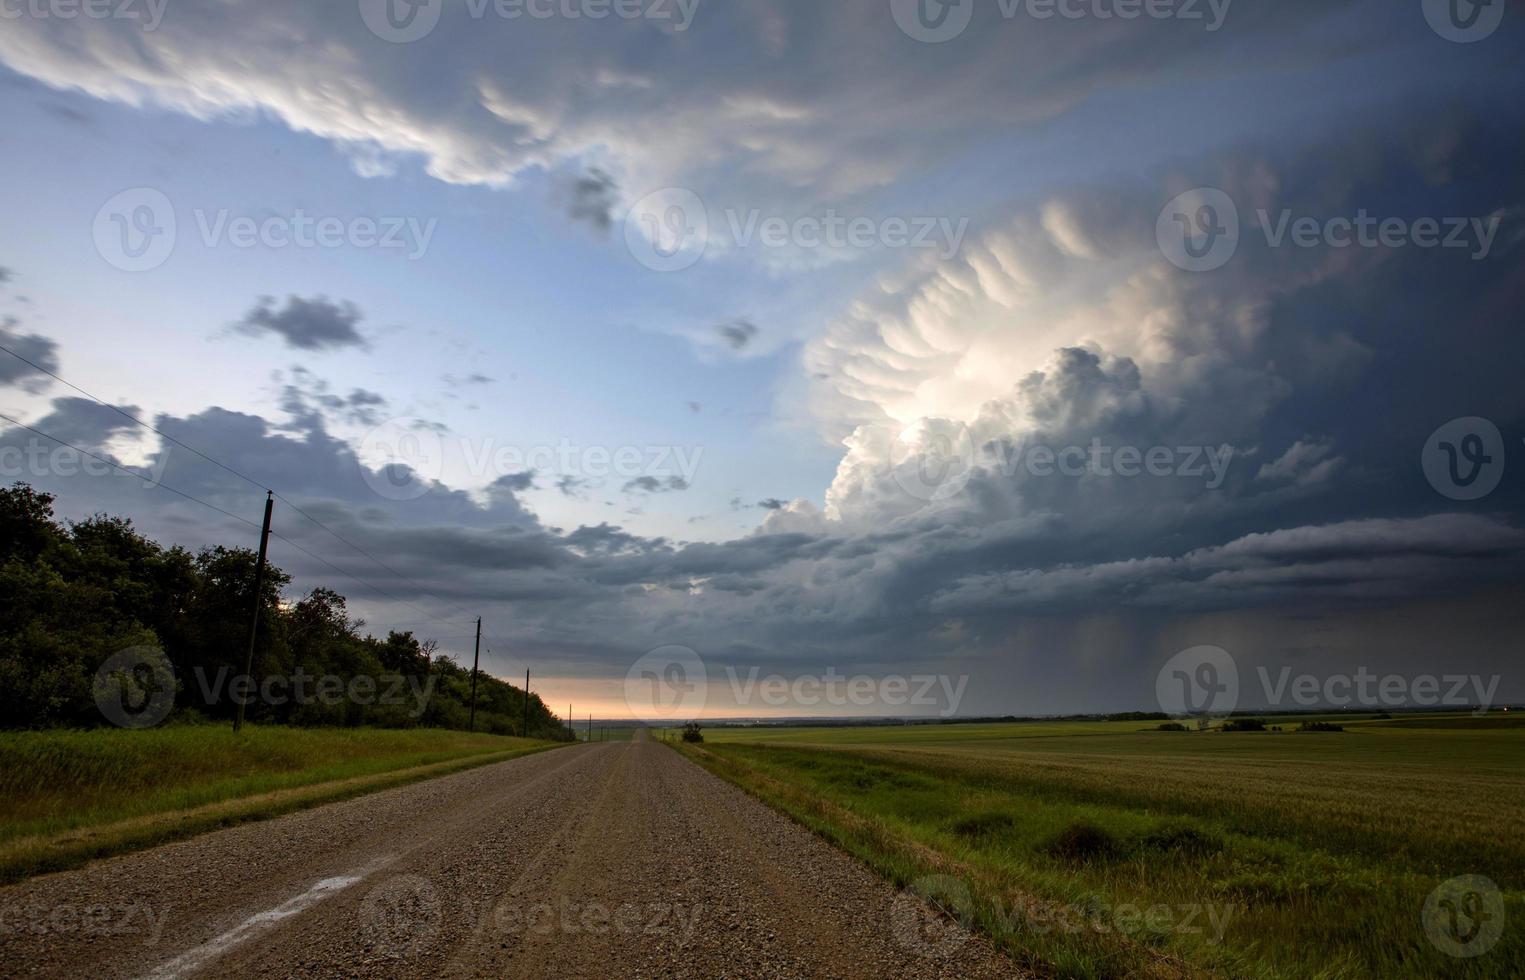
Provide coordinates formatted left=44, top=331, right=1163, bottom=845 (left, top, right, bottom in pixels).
left=680, top=712, right=1523, bottom=979
left=0, top=725, right=564, bottom=882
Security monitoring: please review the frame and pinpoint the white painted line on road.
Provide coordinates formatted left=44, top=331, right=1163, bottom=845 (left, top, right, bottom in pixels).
left=134, top=856, right=394, bottom=980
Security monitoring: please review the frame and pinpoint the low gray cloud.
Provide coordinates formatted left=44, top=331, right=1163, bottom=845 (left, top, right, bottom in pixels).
left=567, top=168, right=618, bottom=232
left=235, top=295, right=368, bottom=352
left=0, top=318, right=60, bottom=394
left=717, top=320, right=758, bottom=351
left=623, top=475, right=690, bottom=494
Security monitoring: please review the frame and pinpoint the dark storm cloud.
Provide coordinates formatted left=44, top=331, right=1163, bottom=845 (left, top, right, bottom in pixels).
left=235, top=296, right=368, bottom=352
left=622, top=475, right=689, bottom=494
left=566, top=168, right=618, bottom=232
left=716, top=320, right=758, bottom=351
left=0, top=318, right=59, bottom=393
left=28, top=397, right=141, bottom=449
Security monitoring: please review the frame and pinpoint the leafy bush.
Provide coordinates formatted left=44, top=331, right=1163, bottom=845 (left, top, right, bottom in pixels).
left=951, top=810, right=1017, bottom=839
left=1157, top=722, right=1188, bottom=731
left=1046, top=820, right=1120, bottom=862
left=1139, top=822, right=1224, bottom=857
left=1222, top=718, right=1267, bottom=732
left=1298, top=721, right=1345, bottom=732
left=681, top=722, right=704, bottom=743
left=0, top=483, right=570, bottom=737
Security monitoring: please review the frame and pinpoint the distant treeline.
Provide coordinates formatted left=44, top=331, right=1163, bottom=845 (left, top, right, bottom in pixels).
left=0, top=483, right=570, bottom=736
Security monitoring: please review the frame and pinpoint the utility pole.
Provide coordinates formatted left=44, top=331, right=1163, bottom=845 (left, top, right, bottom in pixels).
left=567, top=703, right=572, bottom=740
left=468, top=617, right=482, bottom=732
left=523, top=668, right=530, bottom=738
left=588, top=714, right=592, bottom=742
left=234, top=492, right=274, bottom=733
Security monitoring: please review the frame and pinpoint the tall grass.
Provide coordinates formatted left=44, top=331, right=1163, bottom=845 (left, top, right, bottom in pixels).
left=0, top=725, right=560, bottom=879
left=682, top=714, right=1524, bottom=979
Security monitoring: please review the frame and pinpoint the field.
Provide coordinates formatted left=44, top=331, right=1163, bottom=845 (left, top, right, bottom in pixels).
left=680, top=713, right=1523, bottom=979
left=0, top=725, right=563, bottom=882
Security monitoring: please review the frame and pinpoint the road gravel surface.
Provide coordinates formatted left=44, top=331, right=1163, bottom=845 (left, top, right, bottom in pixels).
left=0, top=734, right=1020, bottom=978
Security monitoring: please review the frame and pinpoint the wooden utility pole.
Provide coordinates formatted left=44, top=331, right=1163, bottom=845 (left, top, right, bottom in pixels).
left=468, top=617, right=482, bottom=732
left=234, top=492, right=274, bottom=733
left=523, top=668, right=530, bottom=738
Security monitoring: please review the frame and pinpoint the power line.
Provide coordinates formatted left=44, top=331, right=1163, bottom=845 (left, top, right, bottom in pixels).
left=0, top=341, right=477, bottom=631
left=0, top=411, right=264, bottom=532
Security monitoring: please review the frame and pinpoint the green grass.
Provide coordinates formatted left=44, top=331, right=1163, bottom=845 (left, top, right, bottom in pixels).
left=681, top=713, right=1523, bottom=979
left=0, top=725, right=565, bottom=882
left=579, top=727, right=639, bottom=742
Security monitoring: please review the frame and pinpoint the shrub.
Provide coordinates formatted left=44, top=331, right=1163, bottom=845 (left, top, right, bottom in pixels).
left=951, top=810, right=1017, bottom=839
left=681, top=722, right=704, bottom=743
left=1221, top=718, right=1267, bottom=732
left=1139, top=822, right=1224, bottom=857
left=1157, top=722, right=1188, bottom=731
left=1046, top=820, right=1120, bottom=862
left=1297, top=721, right=1344, bottom=732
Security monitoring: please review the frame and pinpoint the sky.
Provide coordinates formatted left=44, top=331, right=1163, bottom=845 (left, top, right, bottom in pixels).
left=1, top=0, right=1523, bottom=720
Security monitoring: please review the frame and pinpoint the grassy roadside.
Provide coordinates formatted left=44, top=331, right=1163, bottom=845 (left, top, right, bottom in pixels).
left=0, top=726, right=566, bottom=883
left=675, top=717, right=1524, bottom=979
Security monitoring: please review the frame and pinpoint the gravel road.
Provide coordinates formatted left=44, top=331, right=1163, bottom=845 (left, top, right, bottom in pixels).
left=0, top=734, right=1020, bottom=978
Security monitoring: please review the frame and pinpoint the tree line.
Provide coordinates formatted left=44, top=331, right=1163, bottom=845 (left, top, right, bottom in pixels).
left=0, top=482, right=570, bottom=736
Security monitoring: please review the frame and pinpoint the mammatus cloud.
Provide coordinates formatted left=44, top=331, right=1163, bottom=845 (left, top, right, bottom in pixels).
left=235, top=296, right=368, bottom=352
left=0, top=0, right=1368, bottom=229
